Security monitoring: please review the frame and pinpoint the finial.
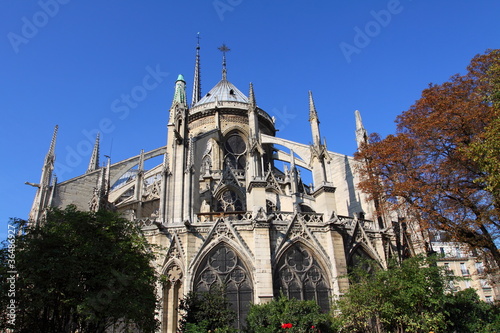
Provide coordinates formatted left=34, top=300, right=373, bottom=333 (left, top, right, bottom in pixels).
left=87, top=132, right=100, bottom=173
left=355, top=110, right=369, bottom=148
left=218, top=43, right=230, bottom=80
left=249, top=82, right=256, bottom=108
left=48, top=125, right=58, bottom=156
left=355, top=110, right=363, bottom=131
left=44, top=125, right=58, bottom=165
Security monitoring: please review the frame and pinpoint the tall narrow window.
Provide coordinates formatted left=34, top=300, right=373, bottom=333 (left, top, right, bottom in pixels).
left=460, top=263, right=469, bottom=276
left=194, top=244, right=253, bottom=330
left=275, top=243, right=330, bottom=312
left=162, top=264, right=183, bottom=333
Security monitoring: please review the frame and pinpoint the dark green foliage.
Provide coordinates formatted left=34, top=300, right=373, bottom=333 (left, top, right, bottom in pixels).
left=245, top=295, right=333, bottom=333
left=444, top=288, right=500, bottom=333
left=178, top=286, right=236, bottom=333
left=0, top=206, right=159, bottom=333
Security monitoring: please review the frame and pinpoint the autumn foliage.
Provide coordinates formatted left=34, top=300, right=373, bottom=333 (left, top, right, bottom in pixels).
left=355, top=49, right=500, bottom=268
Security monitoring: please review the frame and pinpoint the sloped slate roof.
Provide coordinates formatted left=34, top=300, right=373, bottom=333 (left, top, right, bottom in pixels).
left=194, top=79, right=248, bottom=106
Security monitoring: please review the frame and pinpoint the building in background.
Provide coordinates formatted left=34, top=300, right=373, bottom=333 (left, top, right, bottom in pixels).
left=28, top=42, right=427, bottom=332
left=431, top=235, right=499, bottom=303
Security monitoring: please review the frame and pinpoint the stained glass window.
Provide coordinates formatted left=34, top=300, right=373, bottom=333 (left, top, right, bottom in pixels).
left=275, top=243, right=330, bottom=312
left=224, top=133, right=247, bottom=170
left=194, top=244, right=253, bottom=330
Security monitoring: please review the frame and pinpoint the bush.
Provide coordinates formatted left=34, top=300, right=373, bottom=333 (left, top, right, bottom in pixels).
left=245, top=295, right=333, bottom=333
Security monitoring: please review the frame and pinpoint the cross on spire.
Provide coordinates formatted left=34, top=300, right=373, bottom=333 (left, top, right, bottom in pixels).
left=218, top=43, right=230, bottom=80
left=196, top=32, right=201, bottom=49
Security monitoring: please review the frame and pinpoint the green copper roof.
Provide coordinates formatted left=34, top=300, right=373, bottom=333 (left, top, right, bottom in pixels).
left=172, top=75, right=187, bottom=106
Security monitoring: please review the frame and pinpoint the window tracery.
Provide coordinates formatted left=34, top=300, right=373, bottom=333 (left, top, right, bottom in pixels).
left=275, top=243, right=330, bottom=312
left=216, top=189, right=244, bottom=212
left=224, top=133, right=247, bottom=170
left=194, top=244, right=253, bottom=330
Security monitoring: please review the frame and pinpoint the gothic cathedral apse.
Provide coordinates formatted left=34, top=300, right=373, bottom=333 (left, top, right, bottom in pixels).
left=28, top=41, right=424, bottom=332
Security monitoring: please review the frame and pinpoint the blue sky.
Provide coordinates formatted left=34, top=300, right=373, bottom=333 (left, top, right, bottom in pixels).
left=1, top=0, right=499, bottom=240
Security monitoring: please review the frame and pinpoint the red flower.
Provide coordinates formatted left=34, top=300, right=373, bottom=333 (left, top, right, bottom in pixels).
left=281, top=323, right=293, bottom=329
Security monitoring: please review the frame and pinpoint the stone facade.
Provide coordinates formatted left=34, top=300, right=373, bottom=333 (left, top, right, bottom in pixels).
left=28, top=47, right=426, bottom=332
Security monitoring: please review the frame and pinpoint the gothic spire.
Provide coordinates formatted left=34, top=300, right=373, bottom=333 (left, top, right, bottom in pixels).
left=248, top=82, right=256, bottom=109
left=28, top=125, right=59, bottom=225
left=218, top=43, right=230, bottom=80
left=191, top=32, right=202, bottom=107
left=45, top=124, right=58, bottom=165
left=355, top=110, right=369, bottom=148
left=308, top=91, right=321, bottom=146
left=87, top=133, right=100, bottom=173
left=248, top=82, right=260, bottom=142
left=308, top=90, right=319, bottom=122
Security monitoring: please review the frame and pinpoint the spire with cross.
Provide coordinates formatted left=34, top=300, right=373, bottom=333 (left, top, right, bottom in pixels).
left=218, top=43, right=230, bottom=80
left=191, top=32, right=202, bottom=106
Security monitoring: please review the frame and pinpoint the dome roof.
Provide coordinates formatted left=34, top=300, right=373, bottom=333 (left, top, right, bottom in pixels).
left=194, top=79, right=248, bottom=106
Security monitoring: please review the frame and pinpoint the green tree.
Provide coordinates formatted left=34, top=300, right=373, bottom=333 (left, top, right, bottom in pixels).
left=332, top=255, right=500, bottom=333
left=178, top=287, right=237, bottom=333
left=0, top=206, right=159, bottom=333
left=332, top=256, right=452, bottom=333
left=355, top=49, right=500, bottom=268
left=444, top=288, right=500, bottom=333
left=245, top=295, right=333, bottom=333
left=466, top=52, right=500, bottom=206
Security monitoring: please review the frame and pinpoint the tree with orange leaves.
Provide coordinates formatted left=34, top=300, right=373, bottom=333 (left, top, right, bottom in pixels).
left=355, top=49, right=500, bottom=268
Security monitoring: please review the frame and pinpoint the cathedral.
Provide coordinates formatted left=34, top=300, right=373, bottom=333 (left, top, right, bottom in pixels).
left=28, top=42, right=424, bottom=332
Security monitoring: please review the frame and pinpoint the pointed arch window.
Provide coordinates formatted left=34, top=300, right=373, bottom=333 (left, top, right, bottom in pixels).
left=224, top=133, right=247, bottom=170
left=216, top=189, right=245, bottom=212
left=275, top=243, right=330, bottom=312
left=347, top=246, right=378, bottom=275
left=162, top=264, right=184, bottom=333
left=194, top=243, right=253, bottom=330
left=201, top=155, right=212, bottom=175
